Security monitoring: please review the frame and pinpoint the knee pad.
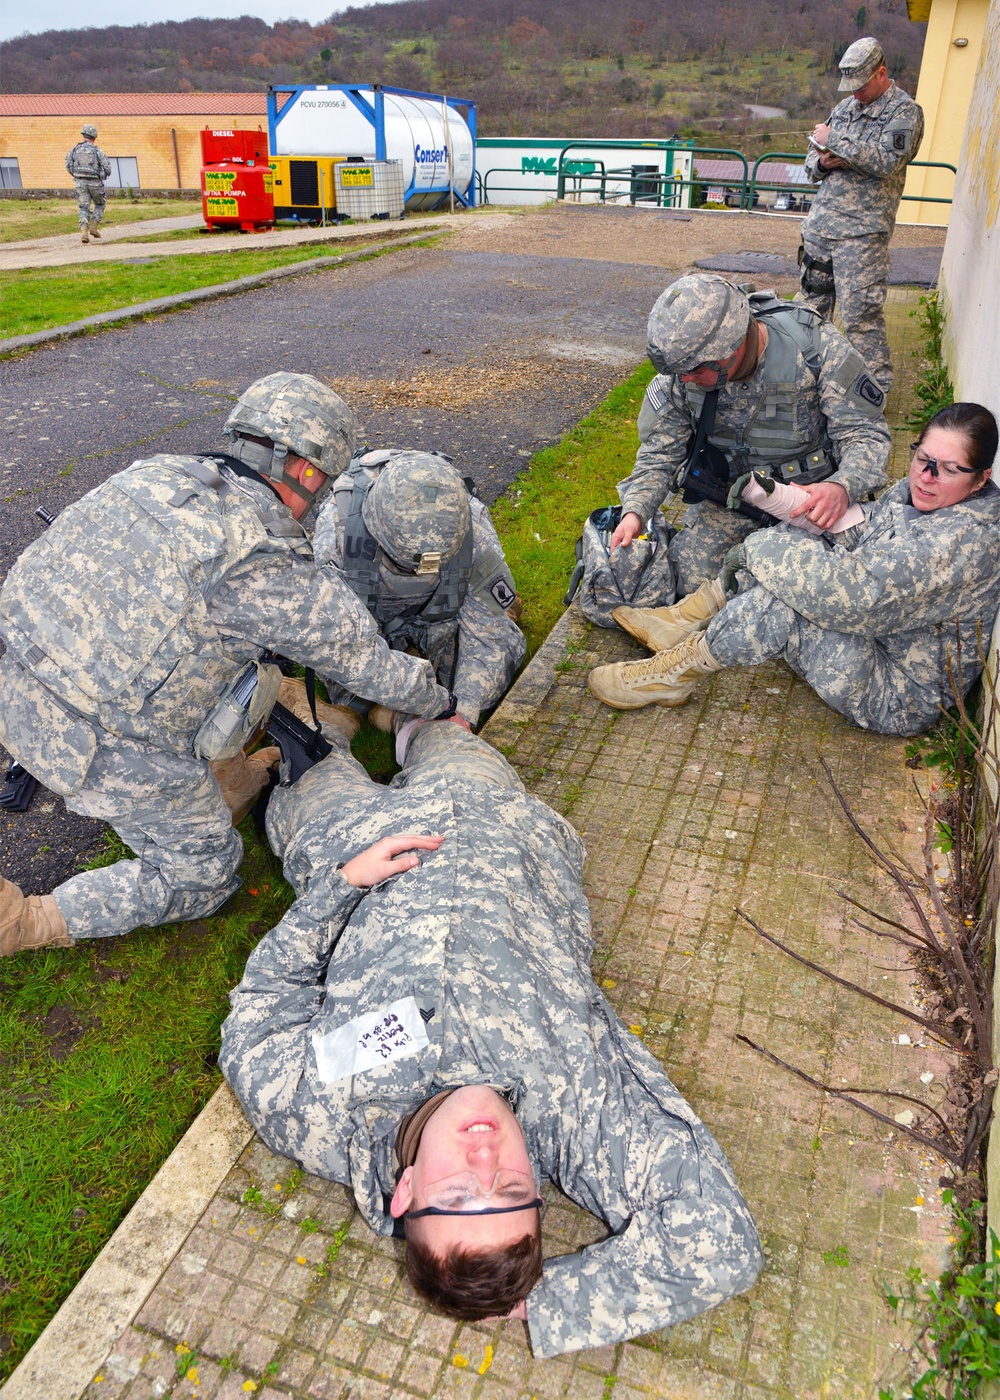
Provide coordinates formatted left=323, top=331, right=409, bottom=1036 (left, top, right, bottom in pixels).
left=799, top=249, right=835, bottom=297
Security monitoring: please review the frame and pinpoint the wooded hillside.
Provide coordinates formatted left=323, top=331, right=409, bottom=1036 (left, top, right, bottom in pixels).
left=0, top=0, right=926, bottom=146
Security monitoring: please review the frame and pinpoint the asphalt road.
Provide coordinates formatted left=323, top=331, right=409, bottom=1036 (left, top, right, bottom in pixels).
left=1, top=241, right=669, bottom=891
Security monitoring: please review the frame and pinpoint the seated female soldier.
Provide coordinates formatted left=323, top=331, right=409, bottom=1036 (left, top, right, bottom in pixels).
left=587, top=402, right=1000, bottom=737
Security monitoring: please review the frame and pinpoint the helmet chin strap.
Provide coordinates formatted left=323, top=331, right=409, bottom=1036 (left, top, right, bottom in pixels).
left=225, top=433, right=333, bottom=511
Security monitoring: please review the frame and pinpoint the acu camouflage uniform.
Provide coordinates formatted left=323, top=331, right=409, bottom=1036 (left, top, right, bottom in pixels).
left=799, top=82, right=924, bottom=392
left=707, top=478, right=1000, bottom=735
left=0, top=454, right=449, bottom=941
left=220, top=722, right=762, bottom=1357
left=313, top=453, right=525, bottom=726
left=620, top=300, right=890, bottom=596
left=65, top=138, right=112, bottom=230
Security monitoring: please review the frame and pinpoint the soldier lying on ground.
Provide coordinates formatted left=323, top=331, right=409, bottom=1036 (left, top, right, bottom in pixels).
left=612, top=274, right=891, bottom=599
left=219, top=720, right=762, bottom=1356
left=311, top=448, right=525, bottom=731
left=589, top=402, right=1000, bottom=737
left=0, top=372, right=459, bottom=959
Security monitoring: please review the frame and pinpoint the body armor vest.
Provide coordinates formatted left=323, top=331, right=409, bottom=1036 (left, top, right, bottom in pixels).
left=0, top=456, right=310, bottom=760
left=336, top=464, right=475, bottom=660
left=682, top=296, right=833, bottom=483
left=66, top=142, right=104, bottom=178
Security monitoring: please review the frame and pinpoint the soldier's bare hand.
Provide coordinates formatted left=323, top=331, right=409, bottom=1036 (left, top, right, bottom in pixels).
left=790, top=481, right=850, bottom=531
left=610, top=512, right=643, bottom=551
left=819, top=153, right=848, bottom=170
left=447, top=713, right=472, bottom=732
left=811, top=123, right=832, bottom=146
left=341, top=833, right=444, bottom=888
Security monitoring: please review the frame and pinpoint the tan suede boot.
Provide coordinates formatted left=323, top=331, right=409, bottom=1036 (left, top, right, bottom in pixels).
left=80, top=231, right=89, bottom=243
left=588, top=633, right=721, bottom=711
left=0, top=879, right=73, bottom=956
left=367, top=704, right=397, bottom=733
left=612, top=577, right=727, bottom=653
left=209, top=746, right=281, bottom=825
left=277, top=678, right=362, bottom=744
left=89, top=223, right=101, bottom=238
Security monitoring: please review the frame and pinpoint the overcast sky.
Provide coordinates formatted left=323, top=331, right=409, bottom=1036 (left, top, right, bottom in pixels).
left=0, top=1, right=397, bottom=44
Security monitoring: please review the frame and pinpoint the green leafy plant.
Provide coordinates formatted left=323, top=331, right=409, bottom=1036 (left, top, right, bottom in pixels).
left=822, top=1244, right=850, bottom=1268
left=879, top=1192, right=1000, bottom=1399
left=905, top=292, right=954, bottom=434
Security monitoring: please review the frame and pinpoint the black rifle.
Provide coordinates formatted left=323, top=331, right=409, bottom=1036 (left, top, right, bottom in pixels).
left=265, top=701, right=332, bottom=784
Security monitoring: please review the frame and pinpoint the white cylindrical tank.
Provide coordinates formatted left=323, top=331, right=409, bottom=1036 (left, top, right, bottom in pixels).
left=272, top=87, right=474, bottom=209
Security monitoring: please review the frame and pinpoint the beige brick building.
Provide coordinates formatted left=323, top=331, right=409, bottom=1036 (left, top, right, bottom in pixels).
left=0, top=93, right=269, bottom=191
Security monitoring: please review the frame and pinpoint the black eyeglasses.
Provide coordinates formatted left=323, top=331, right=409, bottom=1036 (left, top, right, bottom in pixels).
left=405, top=1198, right=543, bottom=1220
left=910, top=444, right=976, bottom=480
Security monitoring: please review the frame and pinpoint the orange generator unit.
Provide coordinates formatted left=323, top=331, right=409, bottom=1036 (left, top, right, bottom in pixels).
left=200, top=128, right=274, bottom=232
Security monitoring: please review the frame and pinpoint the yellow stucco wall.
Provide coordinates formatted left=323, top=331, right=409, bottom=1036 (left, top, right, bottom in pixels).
left=940, top=0, right=1000, bottom=1243
left=0, top=114, right=268, bottom=190
left=904, top=0, right=990, bottom=222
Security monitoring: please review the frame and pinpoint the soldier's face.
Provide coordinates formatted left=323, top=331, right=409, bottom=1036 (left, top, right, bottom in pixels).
left=908, top=426, right=988, bottom=512
left=852, top=66, right=889, bottom=104
left=680, top=347, right=741, bottom=388
left=390, top=1086, right=539, bottom=1252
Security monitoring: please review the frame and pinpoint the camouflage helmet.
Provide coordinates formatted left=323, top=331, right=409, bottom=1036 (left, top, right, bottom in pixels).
left=223, top=371, right=356, bottom=511
left=646, top=275, right=751, bottom=377
left=81, top=124, right=98, bottom=139
left=363, top=451, right=471, bottom=573
left=838, top=37, right=885, bottom=92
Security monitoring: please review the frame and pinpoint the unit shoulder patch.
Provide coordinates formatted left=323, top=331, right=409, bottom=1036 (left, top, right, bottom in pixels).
left=488, top=574, right=517, bottom=611
left=851, top=371, right=886, bottom=410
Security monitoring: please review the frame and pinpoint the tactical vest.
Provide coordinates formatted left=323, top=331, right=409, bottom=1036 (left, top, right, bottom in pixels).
left=334, top=462, right=475, bottom=660
left=67, top=141, right=104, bottom=179
left=680, top=295, right=833, bottom=483
left=0, top=456, right=311, bottom=784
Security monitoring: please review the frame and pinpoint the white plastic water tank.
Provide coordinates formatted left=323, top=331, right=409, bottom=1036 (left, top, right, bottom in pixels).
left=272, top=87, right=474, bottom=209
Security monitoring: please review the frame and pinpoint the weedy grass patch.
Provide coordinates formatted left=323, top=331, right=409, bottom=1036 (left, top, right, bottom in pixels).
left=0, top=196, right=204, bottom=244
left=0, top=360, right=648, bottom=1378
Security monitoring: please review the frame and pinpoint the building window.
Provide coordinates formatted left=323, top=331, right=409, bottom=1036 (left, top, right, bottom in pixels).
left=0, top=157, right=22, bottom=189
left=106, top=157, right=140, bottom=189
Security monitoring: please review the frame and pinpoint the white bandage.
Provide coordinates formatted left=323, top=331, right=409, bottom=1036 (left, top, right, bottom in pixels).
left=742, top=476, right=864, bottom=534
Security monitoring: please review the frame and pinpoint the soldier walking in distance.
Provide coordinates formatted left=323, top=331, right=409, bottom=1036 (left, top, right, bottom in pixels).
left=798, top=38, right=924, bottom=393
left=66, top=124, right=112, bottom=244
left=605, top=274, right=890, bottom=606
left=312, top=448, right=525, bottom=732
left=0, top=372, right=460, bottom=958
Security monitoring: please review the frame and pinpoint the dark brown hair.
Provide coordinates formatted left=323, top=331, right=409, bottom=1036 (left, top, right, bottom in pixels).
left=919, top=402, right=998, bottom=476
left=403, top=1227, right=543, bottom=1320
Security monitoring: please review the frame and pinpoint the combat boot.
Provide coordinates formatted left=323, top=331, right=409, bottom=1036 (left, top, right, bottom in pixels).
left=588, top=633, right=721, bottom=711
left=612, top=577, right=727, bottom=653
left=80, top=231, right=89, bottom=243
left=277, top=678, right=361, bottom=744
left=210, top=746, right=281, bottom=826
left=0, top=879, right=73, bottom=957
left=89, top=223, right=101, bottom=238
left=367, top=704, right=397, bottom=733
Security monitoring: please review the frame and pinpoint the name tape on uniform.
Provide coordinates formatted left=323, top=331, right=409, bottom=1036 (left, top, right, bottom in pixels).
left=312, top=995, right=429, bottom=1083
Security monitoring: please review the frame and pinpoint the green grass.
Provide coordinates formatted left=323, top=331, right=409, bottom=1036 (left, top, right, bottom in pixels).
left=0, top=824, right=292, bottom=1377
left=0, top=242, right=398, bottom=340
left=0, top=196, right=204, bottom=243
left=0, top=357, right=650, bottom=1381
left=491, top=359, right=655, bottom=656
